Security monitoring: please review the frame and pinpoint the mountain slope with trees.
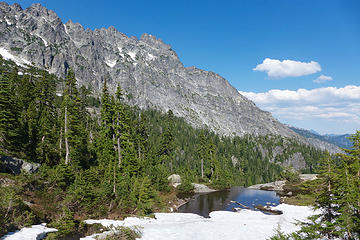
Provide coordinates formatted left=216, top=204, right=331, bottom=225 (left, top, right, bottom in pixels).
left=0, top=2, right=314, bottom=141
left=0, top=57, right=328, bottom=238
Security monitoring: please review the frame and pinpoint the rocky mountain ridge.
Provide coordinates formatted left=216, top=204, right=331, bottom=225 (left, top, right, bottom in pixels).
left=0, top=2, right=340, bottom=154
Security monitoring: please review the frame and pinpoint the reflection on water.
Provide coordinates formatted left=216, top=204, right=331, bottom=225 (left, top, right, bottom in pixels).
left=177, top=187, right=280, bottom=217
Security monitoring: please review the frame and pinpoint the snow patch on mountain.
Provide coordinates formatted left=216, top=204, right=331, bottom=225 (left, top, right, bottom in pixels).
left=0, top=47, right=31, bottom=67
left=105, top=59, right=117, bottom=68
left=128, top=51, right=137, bottom=61
left=147, top=53, right=156, bottom=61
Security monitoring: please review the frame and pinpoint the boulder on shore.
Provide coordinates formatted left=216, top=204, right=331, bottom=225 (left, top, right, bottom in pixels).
left=192, top=183, right=216, bottom=193
left=168, top=174, right=181, bottom=187
left=0, top=156, right=40, bottom=174
left=299, top=174, right=318, bottom=181
left=248, top=174, right=318, bottom=192
left=248, top=180, right=286, bottom=192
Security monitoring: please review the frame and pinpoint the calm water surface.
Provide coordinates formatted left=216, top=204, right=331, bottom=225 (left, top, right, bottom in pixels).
left=177, top=187, right=280, bottom=217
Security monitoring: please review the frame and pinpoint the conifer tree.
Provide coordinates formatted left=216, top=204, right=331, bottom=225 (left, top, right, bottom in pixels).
left=135, top=112, right=149, bottom=167
left=293, top=132, right=360, bottom=239
left=100, top=80, right=113, bottom=138
left=196, top=131, right=207, bottom=178
left=157, top=110, right=174, bottom=168
left=54, top=206, right=77, bottom=237
left=35, top=73, right=60, bottom=165
left=61, top=69, right=89, bottom=167
left=97, top=80, right=116, bottom=193
left=293, top=151, right=339, bottom=239
left=317, top=151, right=339, bottom=235
left=97, top=79, right=115, bottom=166
left=0, top=68, right=20, bottom=154
left=207, top=137, right=218, bottom=179
left=113, top=83, right=130, bottom=167
left=122, top=139, right=139, bottom=177
left=151, top=163, right=170, bottom=192
left=136, top=176, right=154, bottom=214
left=336, top=131, right=360, bottom=238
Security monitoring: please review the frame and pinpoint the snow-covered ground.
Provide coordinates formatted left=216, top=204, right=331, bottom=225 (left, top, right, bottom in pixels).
left=83, top=204, right=318, bottom=240
left=0, top=204, right=316, bottom=240
left=1, top=223, right=57, bottom=240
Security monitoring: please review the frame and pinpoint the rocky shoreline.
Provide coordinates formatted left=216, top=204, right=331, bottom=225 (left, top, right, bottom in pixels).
left=248, top=174, right=318, bottom=193
left=174, top=183, right=217, bottom=211
left=192, top=183, right=217, bottom=193
left=248, top=180, right=286, bottom=192
left=248, top=174, right=319, bottom=205
left=167, top=174, right=218, bottom=211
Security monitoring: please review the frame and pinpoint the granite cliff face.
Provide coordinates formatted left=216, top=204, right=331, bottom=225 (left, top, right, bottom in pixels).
left=0, top=2, right=339, bottom=154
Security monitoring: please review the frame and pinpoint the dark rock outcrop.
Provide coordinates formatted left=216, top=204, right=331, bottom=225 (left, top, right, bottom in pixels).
left=0, top=156, right=40, bottom=174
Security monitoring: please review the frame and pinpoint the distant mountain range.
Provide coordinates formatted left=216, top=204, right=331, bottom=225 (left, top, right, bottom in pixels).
left=288, top=126, right=352, bottom=149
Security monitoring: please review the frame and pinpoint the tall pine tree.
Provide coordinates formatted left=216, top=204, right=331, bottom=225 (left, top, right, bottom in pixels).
left=61, top=69, right=89, bottom=167
left=0, top=65, right=20, bottom=154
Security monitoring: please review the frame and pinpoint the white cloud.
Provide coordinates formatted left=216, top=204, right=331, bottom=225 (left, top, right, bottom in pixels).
left=239, top=85, right=360, bottom=105
left=253, top=58, right=321, bottom=78
left=239, top=85, right=360, bottom=134
left=314, top=75, right=333, bottom=83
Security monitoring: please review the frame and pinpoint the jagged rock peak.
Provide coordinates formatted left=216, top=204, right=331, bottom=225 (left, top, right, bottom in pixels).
left=25, top=3, right=61, bottom=24
left=0, top=2, right=22, bottom=12
left=0, top=2, right=11, bottom=11
left=140, top=33, right=171, bottom=50
left=65, top=19, right=85, bottom=32
left=12, top=2, right=21, bottom=11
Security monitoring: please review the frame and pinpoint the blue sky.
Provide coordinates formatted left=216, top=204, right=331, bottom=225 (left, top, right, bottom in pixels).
left=7, top=0, right=360, bottom=134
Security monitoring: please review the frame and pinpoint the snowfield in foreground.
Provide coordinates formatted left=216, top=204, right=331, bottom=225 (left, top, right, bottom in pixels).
left=1, top=223, right=57, bottom=240
left=0, top=204, right=317, bottom=240
left=83, top=204, right=318, bottom=240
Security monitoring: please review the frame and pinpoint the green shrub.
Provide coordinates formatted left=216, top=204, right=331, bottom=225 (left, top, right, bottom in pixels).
left=98, top=226, right=141, bottom=240
left=129, top=177, right=155, bottom=215
left=49, top=206, right=77, bottom=238
left=280, top=167, right=300, bottom=183
left=268, top=225, right=290, bottom=240
left=0, top=185, right=38, bottom=235
left=177, top=176, right=194, bottom=194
